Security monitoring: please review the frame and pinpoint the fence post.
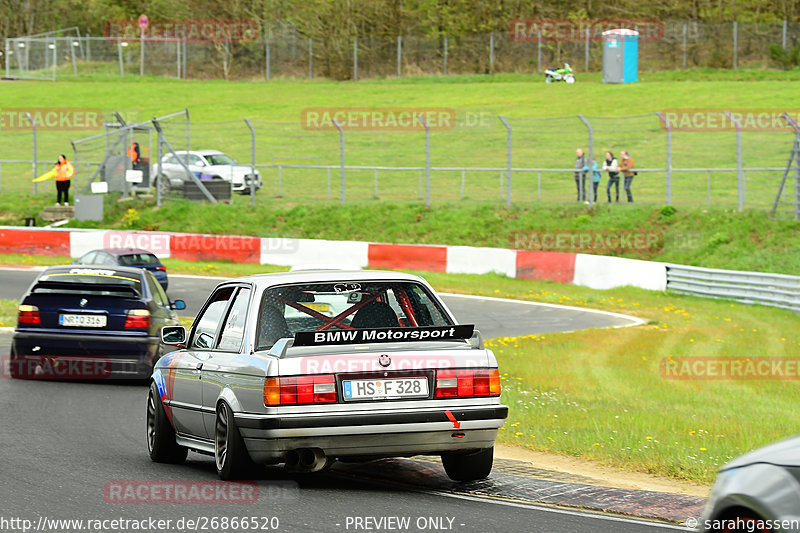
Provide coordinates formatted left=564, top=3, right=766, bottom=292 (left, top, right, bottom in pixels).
left=265, top=37, right=271, bottom=81
left=185, top=108, right=190, bottom=154
left=443, top=35, right=448, bottom=75
left=538, top=171, right=541, bottom=201
left=71, top=39, right=78, bottom=75
left=118, top=40, right=124, bottom=77
left=156, top=124, right=162, bottom=207
left=373, top=168, right=378, bottom=198
left=733, top=21, right=738, bottom=69
left=417, top=115, right=431, bottom=206
left=782, top=20, right=788, bottom=71
left=724, top=112, right=744, bottom=210
left=683, top=24, right=687, bottom=69
left=333, top=119, right=345, bottom=205
left=139, top=28, right=144, bottom=77
left=183, top=37, right=187, bottom=78
left=656, top=112, right=672, bottom=204
left=585, top=27, right=589, bottom=71
left=25, top=112, right=37, bottom=196
left=397, top=36, right=402, bottom=77
left=577, top=114, right=593, bottom=204
left=308, top=38, right=313, bottom=79
left=498, top=115, right=512, bottom=207
left=460, top=169, right=465, bottom=198
left=489, top=32, right=494, bottom=74
left=537, top=30, right=542, bottom=72
left=244, top=119, right=256, bottom=205
left=353, top=37, right=358, bottom=80
left=176, top=36, right=181, bottom=78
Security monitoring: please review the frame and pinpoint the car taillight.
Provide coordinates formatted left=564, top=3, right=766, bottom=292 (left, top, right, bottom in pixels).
left=124, top=309, right=150, bottom=328
left=264, top=374, right=337, bottom=405
left=17, top=304, right=41, bottom=324
left=435, top=368, right=501, bottom=398
left=156, top=266, right=167, bottom=271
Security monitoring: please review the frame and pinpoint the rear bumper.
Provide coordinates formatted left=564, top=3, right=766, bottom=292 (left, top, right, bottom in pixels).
left=235, top=405, right=508, bottom=463
left=11, top=330, right=159, bottom=378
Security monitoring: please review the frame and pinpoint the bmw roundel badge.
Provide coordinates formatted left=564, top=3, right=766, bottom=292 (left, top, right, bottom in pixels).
left=378, top=354, right=391, bottom=367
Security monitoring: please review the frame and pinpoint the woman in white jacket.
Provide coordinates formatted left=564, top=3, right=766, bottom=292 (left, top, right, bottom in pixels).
left=602, top=151, right=620, bottom=203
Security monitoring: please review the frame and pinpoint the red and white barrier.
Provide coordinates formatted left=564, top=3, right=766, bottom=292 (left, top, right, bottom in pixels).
left=0, top=226, right=669, bottom=291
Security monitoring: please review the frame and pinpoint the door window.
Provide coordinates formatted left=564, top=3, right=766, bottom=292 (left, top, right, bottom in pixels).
left=217, top=288, right=251, bottom=352
left=191, top=287, right=235, bottom=349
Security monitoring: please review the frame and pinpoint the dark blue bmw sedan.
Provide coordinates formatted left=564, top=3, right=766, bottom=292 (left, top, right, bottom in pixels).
left=9, top=264, right=185, bottom=380
left=73, top=248, right=169, bottom=291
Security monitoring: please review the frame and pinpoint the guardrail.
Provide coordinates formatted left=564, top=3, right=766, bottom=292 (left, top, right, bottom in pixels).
left=666, top=264, right=800, bottom=313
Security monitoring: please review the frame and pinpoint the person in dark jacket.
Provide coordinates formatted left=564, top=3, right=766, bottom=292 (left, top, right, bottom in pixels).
left=573, top=148, right=587, bottom=202
left=602, top=151, right=620, bottom=203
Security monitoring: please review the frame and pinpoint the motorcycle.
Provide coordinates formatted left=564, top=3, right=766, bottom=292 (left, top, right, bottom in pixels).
left=544, top=63, right=575, bottom=84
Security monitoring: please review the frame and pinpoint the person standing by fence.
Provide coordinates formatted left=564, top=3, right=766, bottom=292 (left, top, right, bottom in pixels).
left=584, top=158, right=602, bottom=203
left=573, top=148, right=587, bottom=202
left=54, top=154, right=75, bottom=206
left=620, top=150, right=636, bottom=203
left=603, top=151, right=619, bottom=203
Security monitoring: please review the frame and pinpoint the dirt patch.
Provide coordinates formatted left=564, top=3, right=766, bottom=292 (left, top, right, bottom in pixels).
left=495, top=444, right=711, bottom=498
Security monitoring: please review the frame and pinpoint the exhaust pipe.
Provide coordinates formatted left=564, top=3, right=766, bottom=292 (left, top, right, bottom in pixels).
left=284, top=450, right=300, bottom=468
left=284, top=448, right=328, bottom=473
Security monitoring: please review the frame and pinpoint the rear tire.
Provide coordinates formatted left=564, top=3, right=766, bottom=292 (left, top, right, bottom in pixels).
left=441, top=447, right=494, bottom=482
left=146, top=382, right=188, bottom=463
left=215, top=402, right=255, bottom=480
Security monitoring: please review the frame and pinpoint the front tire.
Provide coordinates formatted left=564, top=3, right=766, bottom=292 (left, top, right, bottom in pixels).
left=146, top=382, right=188, bottom=463
left=215, top=402, right=254, bottom=480
left=441, top=447, right=494, bottom=482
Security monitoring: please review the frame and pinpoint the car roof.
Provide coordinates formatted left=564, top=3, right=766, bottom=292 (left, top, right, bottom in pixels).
left=231, top=269, right=428, bottom=289
left=170, top=150, right=225, bottom=156
left=92, top=248, right=158, bottom=256
left=42, top=264, right=147, bottom=277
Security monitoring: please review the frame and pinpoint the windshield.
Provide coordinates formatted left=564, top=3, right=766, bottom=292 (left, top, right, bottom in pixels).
left=204, top=153, right=236, bottom=166
left=256, top=280, right=452, bottom=349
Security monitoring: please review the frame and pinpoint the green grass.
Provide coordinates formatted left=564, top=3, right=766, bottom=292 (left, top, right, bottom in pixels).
left=1, top=72, right=799, bottom=209
left=5, top=196, right=799, bottom=275
left=0, top=299, right=17, bottom=328
left=2, top=254, right=797, bottom=483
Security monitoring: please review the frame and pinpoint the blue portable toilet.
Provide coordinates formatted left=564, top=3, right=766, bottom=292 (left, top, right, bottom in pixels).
left=602, top=29, right=638, bottom=83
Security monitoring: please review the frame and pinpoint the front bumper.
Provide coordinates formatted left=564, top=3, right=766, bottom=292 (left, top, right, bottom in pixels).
left=235, top=405, right=508, bottom=463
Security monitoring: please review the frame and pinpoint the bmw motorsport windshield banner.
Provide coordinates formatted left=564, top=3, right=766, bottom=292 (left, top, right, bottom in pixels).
left=293, top=325, right=475, bottom=347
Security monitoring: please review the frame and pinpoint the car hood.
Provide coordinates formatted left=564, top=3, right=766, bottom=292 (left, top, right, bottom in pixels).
left=721, top=434, right=800, bottom=471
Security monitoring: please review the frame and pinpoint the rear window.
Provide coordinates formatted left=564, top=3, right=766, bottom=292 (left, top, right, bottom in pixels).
left=32, top=269, right=142, bottom=297
left=256, top=280, right=452, bottom=349
left=118, top=253, right=160, bottom=266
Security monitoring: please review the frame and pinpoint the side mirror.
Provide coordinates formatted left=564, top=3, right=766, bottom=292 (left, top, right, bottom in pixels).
left=161, top=325, right=187, bottom=346
left=170, top=299, right=186, bottom=310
